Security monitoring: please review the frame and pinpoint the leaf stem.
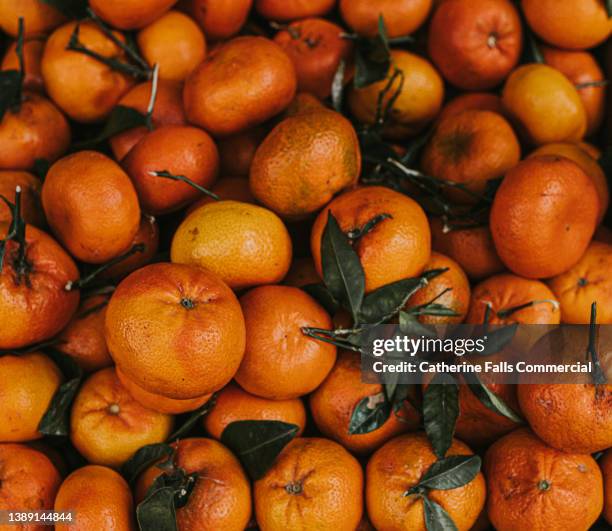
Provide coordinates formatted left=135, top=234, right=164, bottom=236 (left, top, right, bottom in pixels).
left=149, top=170, right=219, bottom=201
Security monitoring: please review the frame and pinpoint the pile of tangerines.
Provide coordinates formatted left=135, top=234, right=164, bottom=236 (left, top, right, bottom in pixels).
left=0, top=0, right=611, bottom=530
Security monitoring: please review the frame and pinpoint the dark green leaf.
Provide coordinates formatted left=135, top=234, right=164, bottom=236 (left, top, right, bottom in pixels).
left=0, top=70, right=21, bottom=122
left=74, top=105, right=148, bottom=149
left=302, top=283, right=341, bottom=315
left=220, top=420, right=299, bottom=481
left=423, top=496, right=458, bottom=531
left=40, top=0, right=89, bottom=18
left=331, top=59, right=346, bottom=112
left=353, top=16, right=391, bottom=88
left=399, top=312, right=438, bottom=337
left=321, top=212, right=365, bottom=323
left=479, top=324, right=517, bottom=356
left=348, top=392, right=391, bottom=434
left=401, top=128, right=433, bottom=167
left=587, top=302, right=607, bottom=385
left=423, top=373, right=459, bottom=459
left=606, top=0, right=612, bottom=18
left=462, top=373, right=523, bottom=423
left=413, top=455, right=481, bottom=492
left=167, top=395, right=216, bottom=441
left=121, top=443, right=174, bottom=486
left=137, top=486, right=177, bottom=531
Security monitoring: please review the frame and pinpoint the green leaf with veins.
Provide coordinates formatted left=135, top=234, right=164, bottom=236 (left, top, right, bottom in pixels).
left=423, top=373, right=459, bottom=459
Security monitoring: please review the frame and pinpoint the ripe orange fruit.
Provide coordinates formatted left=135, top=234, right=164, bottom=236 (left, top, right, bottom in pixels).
left=502, top=64, right=587, bottom=145
left=340, top=0, right=432, bottom=38
left=0, top=171, right=43, bottom=226
left=428, top=0, right=522, bottom=90
left=466, top=273, right=560, bottom=325
left=421, top=110, right=520, bottom=199
left=105, top=262, right=246, bottom=399
left=405, top=252, right=471, bottom=324
left=429, top=217, right=505, bottom=280
left=70, top=367, right=173, bottom=468
left=490, top=155, right=598, bottom=278
left=0, top=353, right=62, bottom=442
left=548, top=241, right=612, bottom=324
left=578, top=140, right=601, bottom=159
left=485, top=428, right=604, bottom=531
left=311, top=186, right=431, bottom=293
left=602, top=449, right=612, bottom=525
left=57, top=294, right=113, bottom=373
left=89, top=0, right=178, bottom=30
left=348, top=50, right=444, bottom=139
left=530, top=143, right=609, bottom=224
left=235, top=285, right=336, bottom=399
left=218, top=126, right=267, bottom=177
left=110, top=80, right=187, bottom=161
left=284, top=91, right=327, bottom=117
left=283, top=257, right=321, bottom=288
left=183, top=36, right=296, bottom=137
left=521, top=0, right=611, bottom=50
left=136, top=438, right=252, bottom=530
left=0, top=224, right=80, bottom=350
left=366, top=432, right=486, bottom=531
left=0, top=92, right=70, bottom=171
left=542, top=46, right=606, bottom=137
left=0, top=0, right=65, bottom=37
left=250, top=109, right=361, bottom=219
left=41, top=21, right=135, bottom=123
left=518, top=382, right=612, bottom=454
left=310, top=351, right=420, bottom=455
left=255, top=0, right=335, bottom=21
left=42, top=151, right=141, bottom=264
left=171, top=201, right=292, bottom=290
left=122, top=125, right=219, bottom=214
left=54, top=465, right=135, bottom=531
left=186, top=177, right=256, bottom=215
left=204, top=382, right=307, bottom=439
left=273, top=18, right=353, bottom=100
left=255, top=437, right=363, bottom=530
left=137, top=11, right=206, bottom=83
left=0, top=443, right=62, bottom=521
left=182, top=0, right=252, bottom=41
left=116, top=367, right=211, bottom=415
left=1, top=38, right=45, bottom=92
left=437, top=92, right=505, bottom=123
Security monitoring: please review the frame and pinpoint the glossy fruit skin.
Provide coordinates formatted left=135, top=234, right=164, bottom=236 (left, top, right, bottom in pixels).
left=340, top=0, right=432, bottom=38
left=105, top=263, right=246, bottom=400
left=122, top=125, right=219, bottom=215
left=310, top=352, right=419, bottom=455
left=57, top=295, right=113, bottom=373
left=466, top=273, right=560, bottom=325
left=54, top=465, right=135, bottom=531
left=110, top=80, right=187, bottom=161
left=235, top=285, right=337, bottom=399
left=0, top=0, right=65, bottom=37
left=183, top=36, right=297, bottom=137
left=42, top=151, right=141, bottom=264
left=429, top=217, right=505, bottom=281
left=274, top=18, right=353, bottom=100
left=89, top=0, right=178, bottom=30
left=428, top=0, right=522, bottom=90
left=366, top=432, right=486, bottom=531
left=255, top=0, right=335, bottom=21
left=0, top=171, right=44, bottom=226
left=490, top=155, right=598, bottom=279
left=0, top=224, right=80, bottom=350
left=2, top=38, right=45, bottom=92
left=348, top=50, right=444, bottom=139
left=406, top=252, right=471, bottom=324
left=186, top=177, right=256, bottom=215
left=0, top=353, right=62, bottom=442
left=137, top=11, right=206, bottom=82
left=502, top=64, right=587, bottom=146
left=0, top=443, right=62, bottom=528
left=521, top=0, right=611, bottom=50
left=171, top=201, right=292, bottom=290
left=542, top=46, right=606, bottom=137
left=0, top=92, right=70, bottom=171
left=70, top=368, right=173, bottom=468
left=548, top=241, right=612, bottom=324
left=311, top=186, right=431, bottom=293
left=485, top=428, right=604, bottom=531
left=602, top=449, right=612, bottom=525
left=255, top=437, right=364, bottom=531
left=184, top=0, right=253, bottom=41
left=204, top=382, right=307, bottom=439
left=41, top=21, right=134, bottom=123
left=437, top=92, right=505, bottom=123
left=136, top=438, right=252, bottom=531
left=250, top=109, right=361, bottom=219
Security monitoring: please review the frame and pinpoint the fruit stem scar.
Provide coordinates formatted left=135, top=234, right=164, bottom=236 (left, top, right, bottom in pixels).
left=181, top=297, right=196, bottom=310
left=487, top=32, right=498, bottom=49
left=578, top=277, right=588, bottom=287
left=108, top=403, right=120, bottom=415
left=537, top=479, right=551, bottom=491
left=285, top=482, right=303, bottom=495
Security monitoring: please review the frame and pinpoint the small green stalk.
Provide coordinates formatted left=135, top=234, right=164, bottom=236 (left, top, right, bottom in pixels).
left=149, top=170, right=219, bottom=201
